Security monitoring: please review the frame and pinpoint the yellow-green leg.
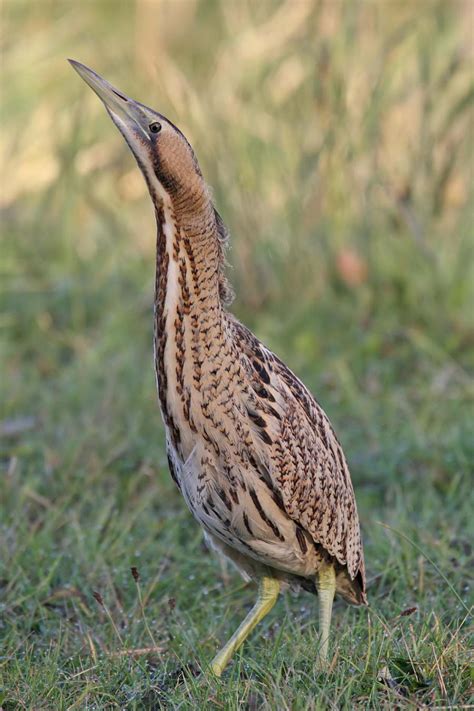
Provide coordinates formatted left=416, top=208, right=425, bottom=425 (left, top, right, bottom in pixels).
left=210, top=576, right=280, bottom=677
left=315, top=563, right=336, bottom=669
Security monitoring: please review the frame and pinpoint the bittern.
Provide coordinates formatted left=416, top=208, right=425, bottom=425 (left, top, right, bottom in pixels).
left=70, top=60, right=367, bottom=676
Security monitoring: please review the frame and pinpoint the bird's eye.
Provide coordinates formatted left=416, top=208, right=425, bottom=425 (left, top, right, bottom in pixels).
left=149, top=122, right=161, bottom=134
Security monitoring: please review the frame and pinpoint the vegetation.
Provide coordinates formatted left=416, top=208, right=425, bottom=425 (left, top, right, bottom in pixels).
left=1, top=1, right=472, bottom=708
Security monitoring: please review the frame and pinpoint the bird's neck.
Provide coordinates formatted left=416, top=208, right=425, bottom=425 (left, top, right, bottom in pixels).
left=153, top=194, right=228, bottom=457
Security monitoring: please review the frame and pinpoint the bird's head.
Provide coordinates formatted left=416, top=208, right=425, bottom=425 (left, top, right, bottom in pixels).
left=69, top=60, right=204, bottom=209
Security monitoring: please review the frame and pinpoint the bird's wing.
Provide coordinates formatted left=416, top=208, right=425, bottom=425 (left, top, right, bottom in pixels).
left=229, top=316, right=366, bottom=587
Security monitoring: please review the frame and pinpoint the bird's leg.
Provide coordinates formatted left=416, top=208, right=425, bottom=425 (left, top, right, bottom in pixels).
left=218, top=553, right=231, bottom=587
left=315, top=562, right=336, bottom=669
left=210, top=576, right=280, bottom=677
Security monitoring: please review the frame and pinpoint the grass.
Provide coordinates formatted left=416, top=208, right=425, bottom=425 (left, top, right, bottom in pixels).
left=1, top=0, right=473, bottom=708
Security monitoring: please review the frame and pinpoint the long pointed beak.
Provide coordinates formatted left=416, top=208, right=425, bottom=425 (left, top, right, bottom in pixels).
left=68, top=59, right=149, bottom=138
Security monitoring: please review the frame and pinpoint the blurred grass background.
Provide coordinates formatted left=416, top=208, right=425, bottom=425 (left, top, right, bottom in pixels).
left=1, top=1, right=473, bottom=708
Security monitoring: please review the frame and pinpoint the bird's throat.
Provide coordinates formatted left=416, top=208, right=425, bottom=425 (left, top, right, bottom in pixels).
left=153, top=198, right=226, bottom=459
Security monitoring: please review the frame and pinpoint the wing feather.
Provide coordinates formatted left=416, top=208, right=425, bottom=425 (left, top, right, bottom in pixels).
left=230, top=317, right=365, bottom=589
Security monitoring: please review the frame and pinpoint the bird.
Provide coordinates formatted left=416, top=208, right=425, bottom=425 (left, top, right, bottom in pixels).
left=70, top=59, right=367, bottom=676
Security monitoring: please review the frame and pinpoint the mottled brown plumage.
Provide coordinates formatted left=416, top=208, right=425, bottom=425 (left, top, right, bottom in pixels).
left=70, top=60, right=367, bottom=675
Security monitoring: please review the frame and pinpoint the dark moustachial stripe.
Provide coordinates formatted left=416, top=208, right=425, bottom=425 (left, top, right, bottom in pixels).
left=153, top=154, right=180, bottom=194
